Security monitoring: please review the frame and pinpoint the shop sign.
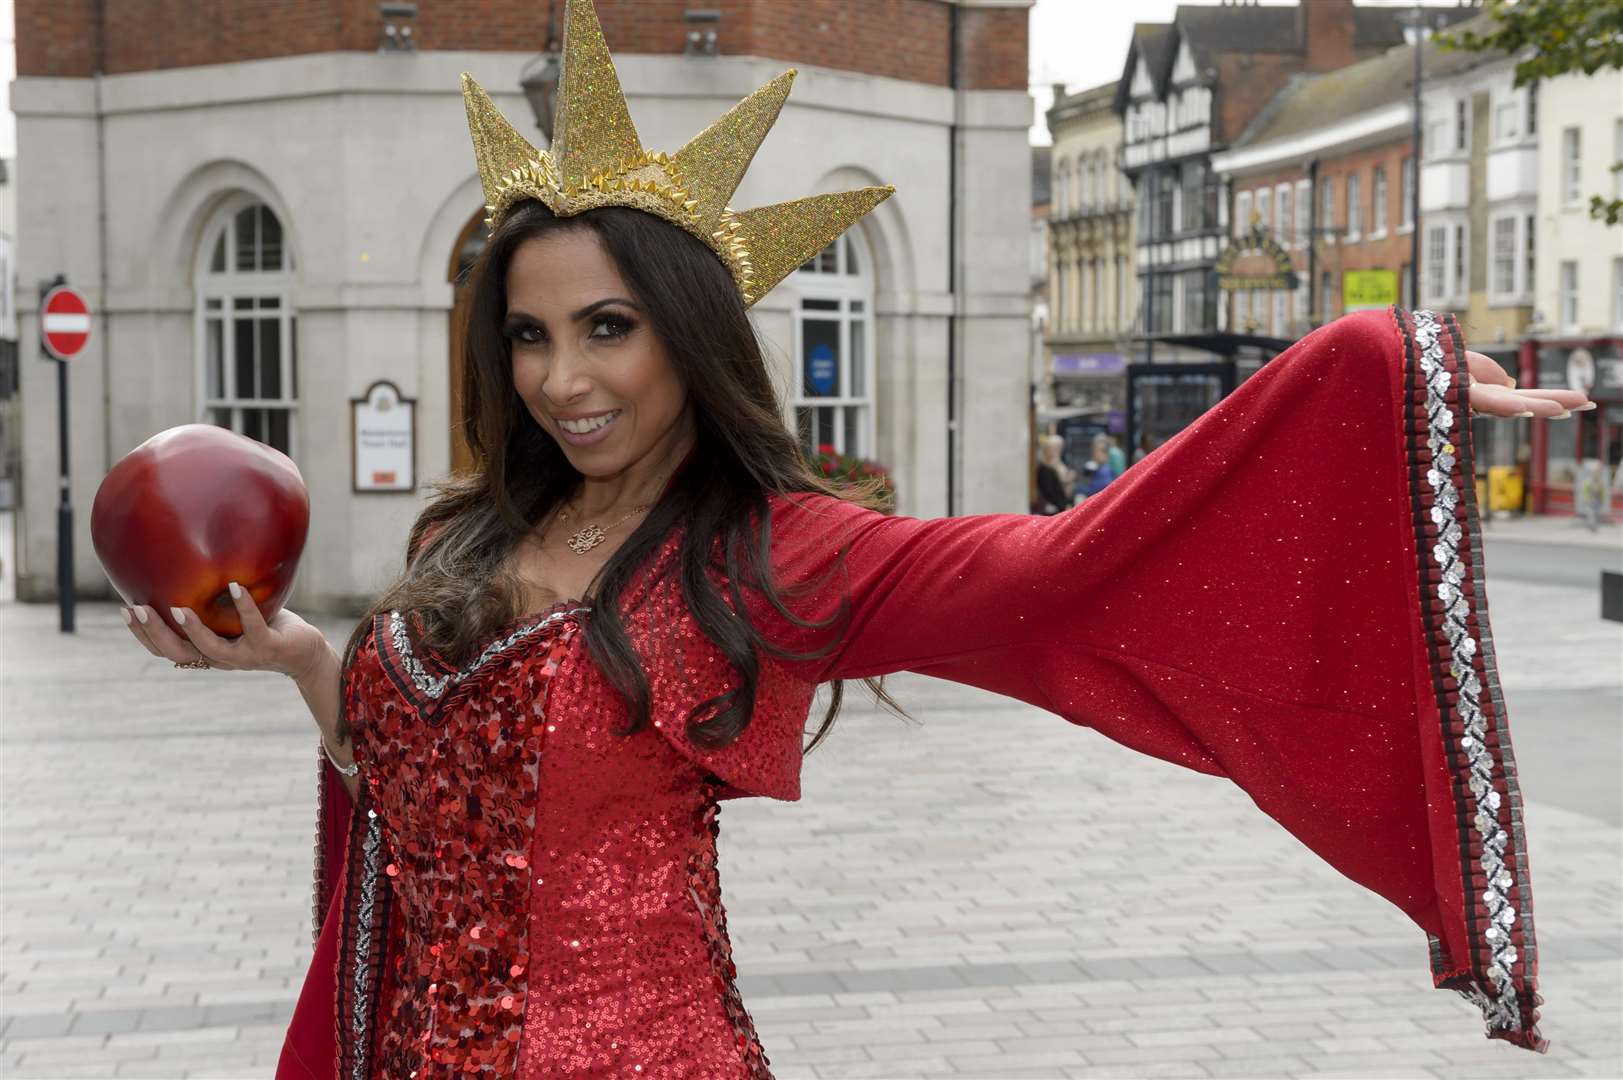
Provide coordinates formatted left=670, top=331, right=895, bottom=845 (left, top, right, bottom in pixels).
left=351, top=379, right=417, bottom=493
left=806, top=343, right=837, bottom=395
left=1537, top=342, right=1623, bottom=402
left=1343, top=269, right=1398, bottom=312
left=1215, top=227, right=1297, bottom=292
left=1054, top=352, right=1125, bottom=376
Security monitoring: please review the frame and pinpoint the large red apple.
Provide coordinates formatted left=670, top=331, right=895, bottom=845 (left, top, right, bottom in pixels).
left=91, top=424, right=309, bottom=638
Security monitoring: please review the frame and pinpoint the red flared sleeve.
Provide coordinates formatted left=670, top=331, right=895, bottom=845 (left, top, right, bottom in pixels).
left=761, top=307, right=1543, bottom=1050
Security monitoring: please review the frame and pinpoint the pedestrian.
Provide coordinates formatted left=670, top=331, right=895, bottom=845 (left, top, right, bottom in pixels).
left=1106, top=433, right=1127, bottom=476
left=1034, top=434, right=1075, bottom=514
left=115, top=2, right=1592, bottom=1073
left=1576, top=456, right=1607, bottom=531
left=1133, top=429, right=1157, bottom=463
left=1079, top=432, right=1117, bottom=498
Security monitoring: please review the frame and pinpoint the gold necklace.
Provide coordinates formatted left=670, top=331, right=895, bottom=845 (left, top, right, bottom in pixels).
left=549, top=468, right=672, bottom=556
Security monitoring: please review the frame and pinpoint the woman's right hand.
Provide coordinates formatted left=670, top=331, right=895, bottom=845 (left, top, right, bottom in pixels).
left=122, top=581, right=333, bottom=682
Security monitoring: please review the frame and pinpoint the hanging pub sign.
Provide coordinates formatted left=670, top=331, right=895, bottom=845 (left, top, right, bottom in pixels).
left=1215, top=227, right=1297, bottom=292
left=351, top=379, right=417, bottom=493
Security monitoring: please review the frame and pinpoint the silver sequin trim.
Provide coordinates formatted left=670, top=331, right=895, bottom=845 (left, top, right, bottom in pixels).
left=387, top=607, right=591, bottom=700
left=1413, top=309, right=1522, bottom=1035
left=350, top=808, right=384, bottom=1080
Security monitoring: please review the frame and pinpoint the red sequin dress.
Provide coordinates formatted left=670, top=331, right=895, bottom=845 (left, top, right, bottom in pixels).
left=278, top=309, right=1544, bottom=1078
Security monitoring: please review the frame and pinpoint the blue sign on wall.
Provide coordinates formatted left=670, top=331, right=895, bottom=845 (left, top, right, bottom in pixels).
left=807, top=343, right=837, bottom=395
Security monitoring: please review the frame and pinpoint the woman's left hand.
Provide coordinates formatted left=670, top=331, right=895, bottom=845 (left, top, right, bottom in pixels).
left=1465, top=350, right=1592, bottom=419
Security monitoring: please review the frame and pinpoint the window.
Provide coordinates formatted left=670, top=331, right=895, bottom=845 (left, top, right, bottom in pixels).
left=1371, top=166, right=1387, bottom=237
left=1054, top=262, right=1068, bottom=331
left=1256, top=187, right=1272, bottom=236
left=1320, top=177, right=1336, bottom=234
left=1081, top=259, right=1093, bottom=331
left=1525, top=212, right=1536, bottom=295
left=1455, top=98, right=1469, bottom=151
left=1563, top=127, right=1582, bottom=205
left=1559, top=260, right=1578, bottom=331
left=1294, top=179, right=1311, bottom=245
left=1156, top=169, right=1176, bottom=236
left=1235, top=190, right=1252, bottom=235
left=1426, top=225, right=1447, bottom=302
left=1346, top=173, right=1362, bottom=241
left=1271, top=291, right=1286, bottom=337
left=196, top=200, right=297, bottom=457
left=1428, top=114, right=1450, bottom=158
left=1235, top=288, right=1250, bottom=331
left=1526, top=82, right=1538, bottom=136
left=1400, top=157, right=1415, bottom=231
left=1275, top=183, right=1291, bottom=242
left=1181, top=162, right=1210, bottom=231
left=1453, top=223, right=1466, bottom=298
left=1494, top=97, right=1519, bottom=142
left=1140, top=272, right=1174, bottom=334
left=793, top=235, right=874, bottom=458
left=1491, top=215, right=1516, bottom=297
left=1321, top=270, right=1335, bottom=321
left=1293, top=266, right=1309, bottom=329
left=1181, top=269, right=1216, bottom=332
left=1116, top=254, right=1128, bottom=332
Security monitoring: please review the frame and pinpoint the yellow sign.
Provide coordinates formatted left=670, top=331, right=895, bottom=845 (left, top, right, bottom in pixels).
left=1343, top=270, right=1399, bottom=312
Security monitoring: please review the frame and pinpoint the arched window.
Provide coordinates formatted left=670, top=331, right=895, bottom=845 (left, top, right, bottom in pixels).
left=793, top=232, right=874, bottom=458
left=195, top=199, right=297, bottom=456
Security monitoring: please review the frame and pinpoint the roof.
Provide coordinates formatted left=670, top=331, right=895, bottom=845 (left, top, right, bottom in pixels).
left=1230, top=9, right=1507, bottom=151
left=1115, top=2, right=1485, bottom=114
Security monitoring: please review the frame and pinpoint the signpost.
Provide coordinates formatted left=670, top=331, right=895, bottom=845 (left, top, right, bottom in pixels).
left=40, top=277, right=91, bottom=633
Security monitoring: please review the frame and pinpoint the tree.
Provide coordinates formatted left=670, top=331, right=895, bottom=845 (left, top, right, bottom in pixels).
left=1440, top=0, right=1623, bottom=225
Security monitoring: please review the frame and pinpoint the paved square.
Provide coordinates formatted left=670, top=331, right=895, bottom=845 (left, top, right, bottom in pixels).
left=2, top=568, right=1618, bottom=1078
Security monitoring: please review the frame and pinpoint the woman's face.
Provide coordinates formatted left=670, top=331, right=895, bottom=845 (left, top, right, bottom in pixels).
left=504, top=229, right=692, bottom=480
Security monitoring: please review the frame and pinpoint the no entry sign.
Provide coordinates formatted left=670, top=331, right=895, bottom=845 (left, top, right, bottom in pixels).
left=42, top=285, right=91, bottom=360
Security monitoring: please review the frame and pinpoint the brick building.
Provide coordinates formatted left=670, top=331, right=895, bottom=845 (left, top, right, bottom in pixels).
left=1212, top=40, right=1422, bottom=342
left=11, top=0, right=1033, bottom=610
left=1111, top=0, right=1475, bottom=452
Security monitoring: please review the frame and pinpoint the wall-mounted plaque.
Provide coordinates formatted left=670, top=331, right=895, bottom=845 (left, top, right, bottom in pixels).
left=351, top=380, right=416, bottom=493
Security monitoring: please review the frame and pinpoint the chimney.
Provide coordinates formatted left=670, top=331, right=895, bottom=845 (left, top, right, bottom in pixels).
left=1297, top=0, right=1357, bottom=72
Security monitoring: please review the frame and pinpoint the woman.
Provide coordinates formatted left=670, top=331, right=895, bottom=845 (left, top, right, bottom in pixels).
left=1079, top=432, right=1118, bottom=499
left=1034, top=434, right=1074, bottom=514
left=119, top=2, right=1589, bottom=1075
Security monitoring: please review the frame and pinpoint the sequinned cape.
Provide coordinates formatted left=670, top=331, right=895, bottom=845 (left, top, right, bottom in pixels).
left=277, top=308, right=1544, bottom=1078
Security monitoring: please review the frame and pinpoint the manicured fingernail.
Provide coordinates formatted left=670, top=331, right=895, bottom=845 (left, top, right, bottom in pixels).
left=228, top=581, right=242, bottom=600
left=1575, top=402, right=1597, bottom=411
left=120, top=607, right=131, bottom=625
left=1514, top=411, right=1535, bottom=417
left=171, top=607, right=187, bottom=626
left=1551, top=410, right=1571, bottom=419
left=134, top=607, right=149, bottom=624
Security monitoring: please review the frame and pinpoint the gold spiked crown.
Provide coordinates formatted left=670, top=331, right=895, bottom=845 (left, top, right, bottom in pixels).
left=461, top=0, right=895, bottom=309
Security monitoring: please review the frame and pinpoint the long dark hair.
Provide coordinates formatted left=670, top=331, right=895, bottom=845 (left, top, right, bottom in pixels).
left=334, top=199, right=901, bottom=751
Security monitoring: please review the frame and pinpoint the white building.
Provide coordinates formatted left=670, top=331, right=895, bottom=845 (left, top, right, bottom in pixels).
left=1529, top=68, right=1623, bottom=336
left=12, top=12, right=1034, bottom=610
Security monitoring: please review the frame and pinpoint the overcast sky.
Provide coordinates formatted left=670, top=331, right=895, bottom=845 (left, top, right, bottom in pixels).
left=1027, top=0, right=1442, bottom=145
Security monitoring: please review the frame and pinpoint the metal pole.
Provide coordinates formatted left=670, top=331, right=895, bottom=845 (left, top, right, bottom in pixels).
left=41, top=275, right=75, bottom=633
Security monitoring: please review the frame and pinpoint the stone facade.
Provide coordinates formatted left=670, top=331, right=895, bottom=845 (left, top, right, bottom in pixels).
left=11, top=1, right=1034, bottom=610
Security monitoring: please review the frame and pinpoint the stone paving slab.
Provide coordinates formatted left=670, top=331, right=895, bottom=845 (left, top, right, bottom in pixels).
left=2, top=573, right=1619, bottom=1078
